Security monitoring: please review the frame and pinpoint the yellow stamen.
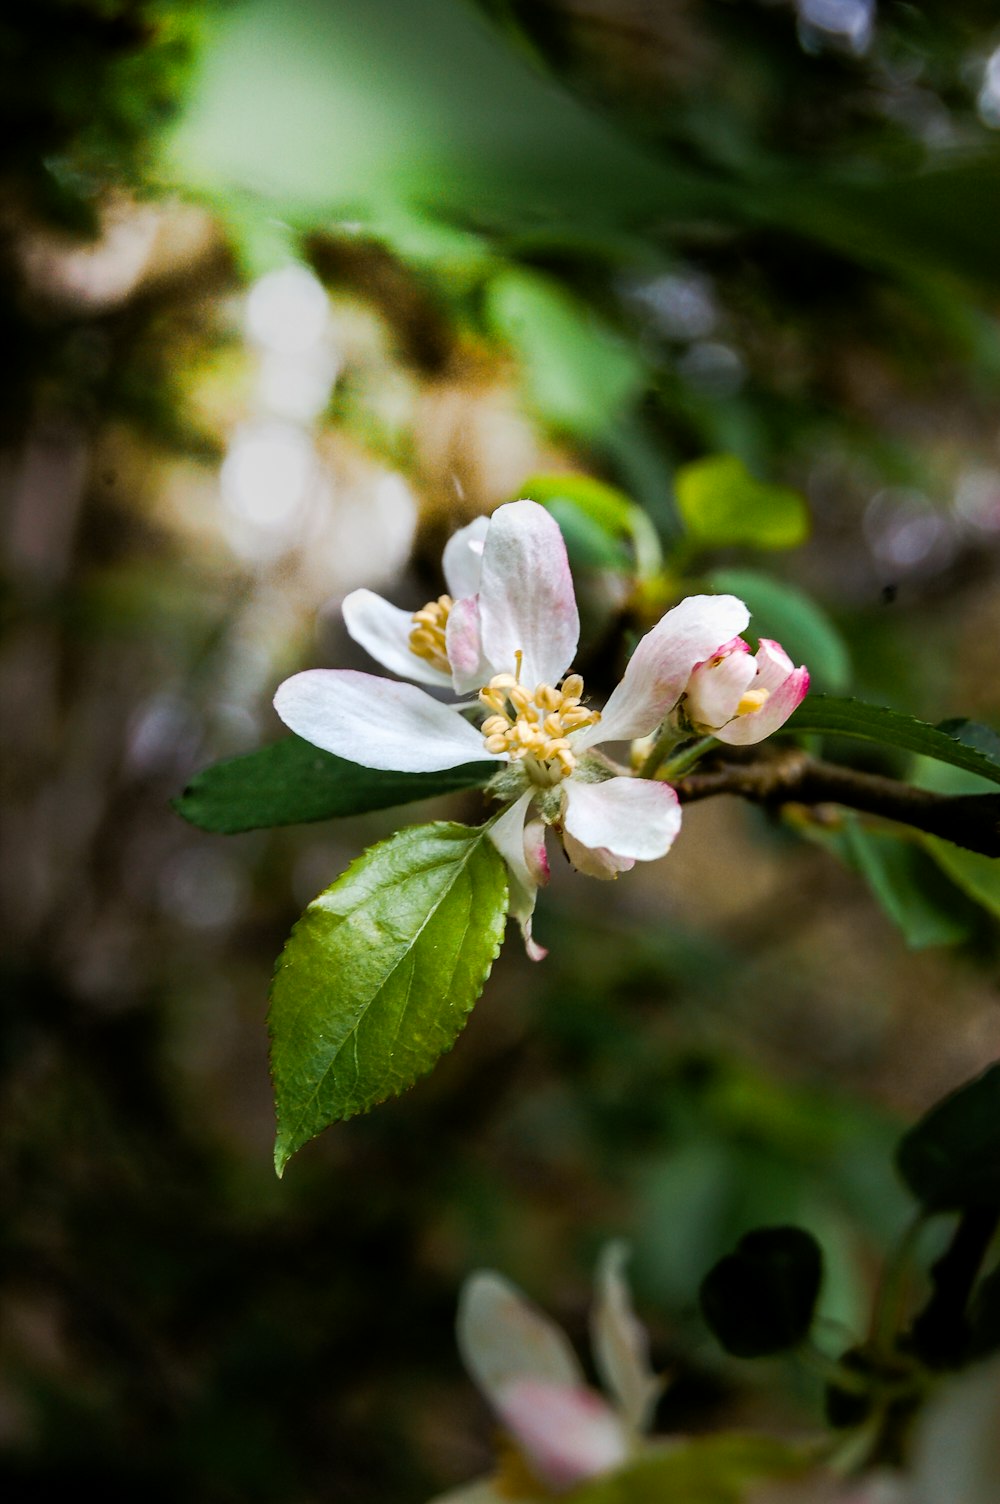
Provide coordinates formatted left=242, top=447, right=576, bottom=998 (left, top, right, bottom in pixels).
left=478, top=669, right=601, bottom=785
left=408, top=594, right=453, bottom=674
left=736, top=687, right=770, bottom=716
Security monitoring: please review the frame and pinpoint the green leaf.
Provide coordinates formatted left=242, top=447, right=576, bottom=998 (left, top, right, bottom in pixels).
left=706, top=568, right=851, bottom=693
left=485, top=270, right=644, bottom=437
left=675, top=455, right=809, bottom=551
left=784, top=697, right=1000, bottom=788
left=841, top=822, right=977, bottom=950
left=175, top=736, right=495, bottom=833
left=922, top=838, right=1000, bottom=920
left=896, top=1064, right=1000, bottom=1213
left=525, top=472, right=662, bottom=578
left=269, top=821, right=507, bottom=1172
left=569, top=1434, right=805, bottom=1503
left=699, top=1226, right=823, bottom=1359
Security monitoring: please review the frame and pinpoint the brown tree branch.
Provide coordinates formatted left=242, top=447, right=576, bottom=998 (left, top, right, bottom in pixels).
left=673, top=749, right=1000, bottom=858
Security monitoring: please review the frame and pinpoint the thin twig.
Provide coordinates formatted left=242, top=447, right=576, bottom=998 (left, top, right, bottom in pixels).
left=672, top=749, right=1000, bottom=858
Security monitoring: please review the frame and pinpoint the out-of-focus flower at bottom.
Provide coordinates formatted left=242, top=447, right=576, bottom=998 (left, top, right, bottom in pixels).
left=428, top=1243, right=661, bottom=1502
left=749, top=1355, right=1000, bottom=1504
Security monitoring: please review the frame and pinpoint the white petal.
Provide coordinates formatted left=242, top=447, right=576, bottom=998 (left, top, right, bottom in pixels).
left=488, top=793, right=549, bottom=960
left=274, top=669, right=495, bottom=771
left=456, top=1272, right=585, bottom=1413
left=752, top=637, right=796, bottom=693
left=912, top=1355, right=1000, bottom=1504
left=442, top=515, right=490, bottom=599
left=712, top=665, right=809, bottom=745
left=447, top=595, right=487, bottom=695
left=561, top=829, right=634, bottom=881
left=477, top=500, right=579, bottom=689
left=590, top=1242, right=662, bottom=1435
left=576, top=594, right=750, bottom=748
left=342, top=589, right=451, bottom=687
left=496, top=1379, right=629, bottom=1492
left=684, top=647, right=757, bottom=731
left=562, top=777, right=682, bottom=862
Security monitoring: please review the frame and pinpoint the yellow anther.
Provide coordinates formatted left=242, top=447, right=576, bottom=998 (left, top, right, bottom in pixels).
left=408, top=594, right=453, bottom=673
left=478, top=667, right=601, bottom=784
left=736, top=687, right=770, bottom=716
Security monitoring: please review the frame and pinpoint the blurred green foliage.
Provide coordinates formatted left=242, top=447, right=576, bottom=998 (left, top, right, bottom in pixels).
left=1, top=1, right=999, bottom=1500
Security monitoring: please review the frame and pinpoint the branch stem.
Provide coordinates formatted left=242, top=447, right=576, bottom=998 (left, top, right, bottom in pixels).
left=673, top=749, right=1000, bottom=857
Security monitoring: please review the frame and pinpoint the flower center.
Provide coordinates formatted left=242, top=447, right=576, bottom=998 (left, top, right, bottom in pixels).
left=479, top=669, right=600, bottom=784
left=409, top=594, right=453, bottom=674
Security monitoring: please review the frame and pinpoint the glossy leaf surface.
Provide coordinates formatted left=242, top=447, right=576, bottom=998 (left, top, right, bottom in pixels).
left=269, top=822, right=507, bottom=1172
left=176, top=735, right=495, bottom=833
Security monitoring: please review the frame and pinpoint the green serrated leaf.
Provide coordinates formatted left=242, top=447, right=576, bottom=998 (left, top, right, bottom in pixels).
left=568, top=1434, right=806, bottom=1504
left=841, top=822, right=977, bottom=950
left=699, top=1226, right=823, bottom=1359
left=675, top=455, right=809, bottom=551
left=896, top=1064, right=1000, bottom=1213
left=269, top=821, right=507, bottom=1172
left=706, top=568, right=851, bottom=693
left=175, top=735, right=495, bottom=833
left=525, top=471, right=662, bottom=578
left=784, top=697, right=1000, bottom=787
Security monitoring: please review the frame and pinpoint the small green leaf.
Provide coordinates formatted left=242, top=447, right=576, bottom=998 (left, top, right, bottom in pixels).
left=707, top=568, right=851, bottom=693
left=841, top=822, right=977, bottom=950
left=569, top=1434, right=805, bottom=1503
left=486, top=270, right=644, bottom=437
left=896, top=1063, right=1000, bottom=1213
left=269, top=821, right=507, bottom=1172
left=525, top=471, right=662, bottom=578
left=675, top=455, right=809, bottom=550
left=175, top=735, right=495, bottom=833
left=699, top=1226, right=823, bottom=1358
left=922, top=838, right=1000, bottom=919
left=784, top=697, right=1000, bottom=787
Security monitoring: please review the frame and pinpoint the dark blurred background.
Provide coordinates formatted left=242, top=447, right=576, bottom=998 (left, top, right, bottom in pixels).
left=1, top=2, right=999, bottom=1499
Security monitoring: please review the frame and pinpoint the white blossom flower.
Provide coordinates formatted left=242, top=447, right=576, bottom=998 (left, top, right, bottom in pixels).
left=673, top=633, right=810, bottom=745
left=429, top=1243, right=660, bottom=1503
left=341, top=515, right=491, bottom=687
left=274, top=499, right=808, bottom=958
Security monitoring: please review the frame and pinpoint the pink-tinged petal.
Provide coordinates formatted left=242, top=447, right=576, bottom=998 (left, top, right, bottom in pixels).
left=442, top=515, right=490, bottom=599
left=752, top=637, right=796, bottom=693
left=575, top=594, right=750, bottom=749
left=457, top=1273, right=585, bottom=1412
left=274, top=669, right=496, bottom=771
left=911, top=1354, right=1000, bottom=1504
left=562, top=777, right=682, bottom=863
left=496, top=1379, right=629, bottom=1493
left=342, top=588, right=451, bottom=687
left=477, top=500, right=579, bottom=688
left=712, top=665, right=809, bottom=745
left=683, top=647, right=757, bottom=732
left=561, top=829, right=634, bottom=881
left=590, top=1243, right=662, bottom=1436
left=487, top=793, right=549, bottom=961
left=447, top=595, right=487, bottom=694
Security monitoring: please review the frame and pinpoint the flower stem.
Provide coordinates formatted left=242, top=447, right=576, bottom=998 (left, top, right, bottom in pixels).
left=654, top=736, right=717, bottom=782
